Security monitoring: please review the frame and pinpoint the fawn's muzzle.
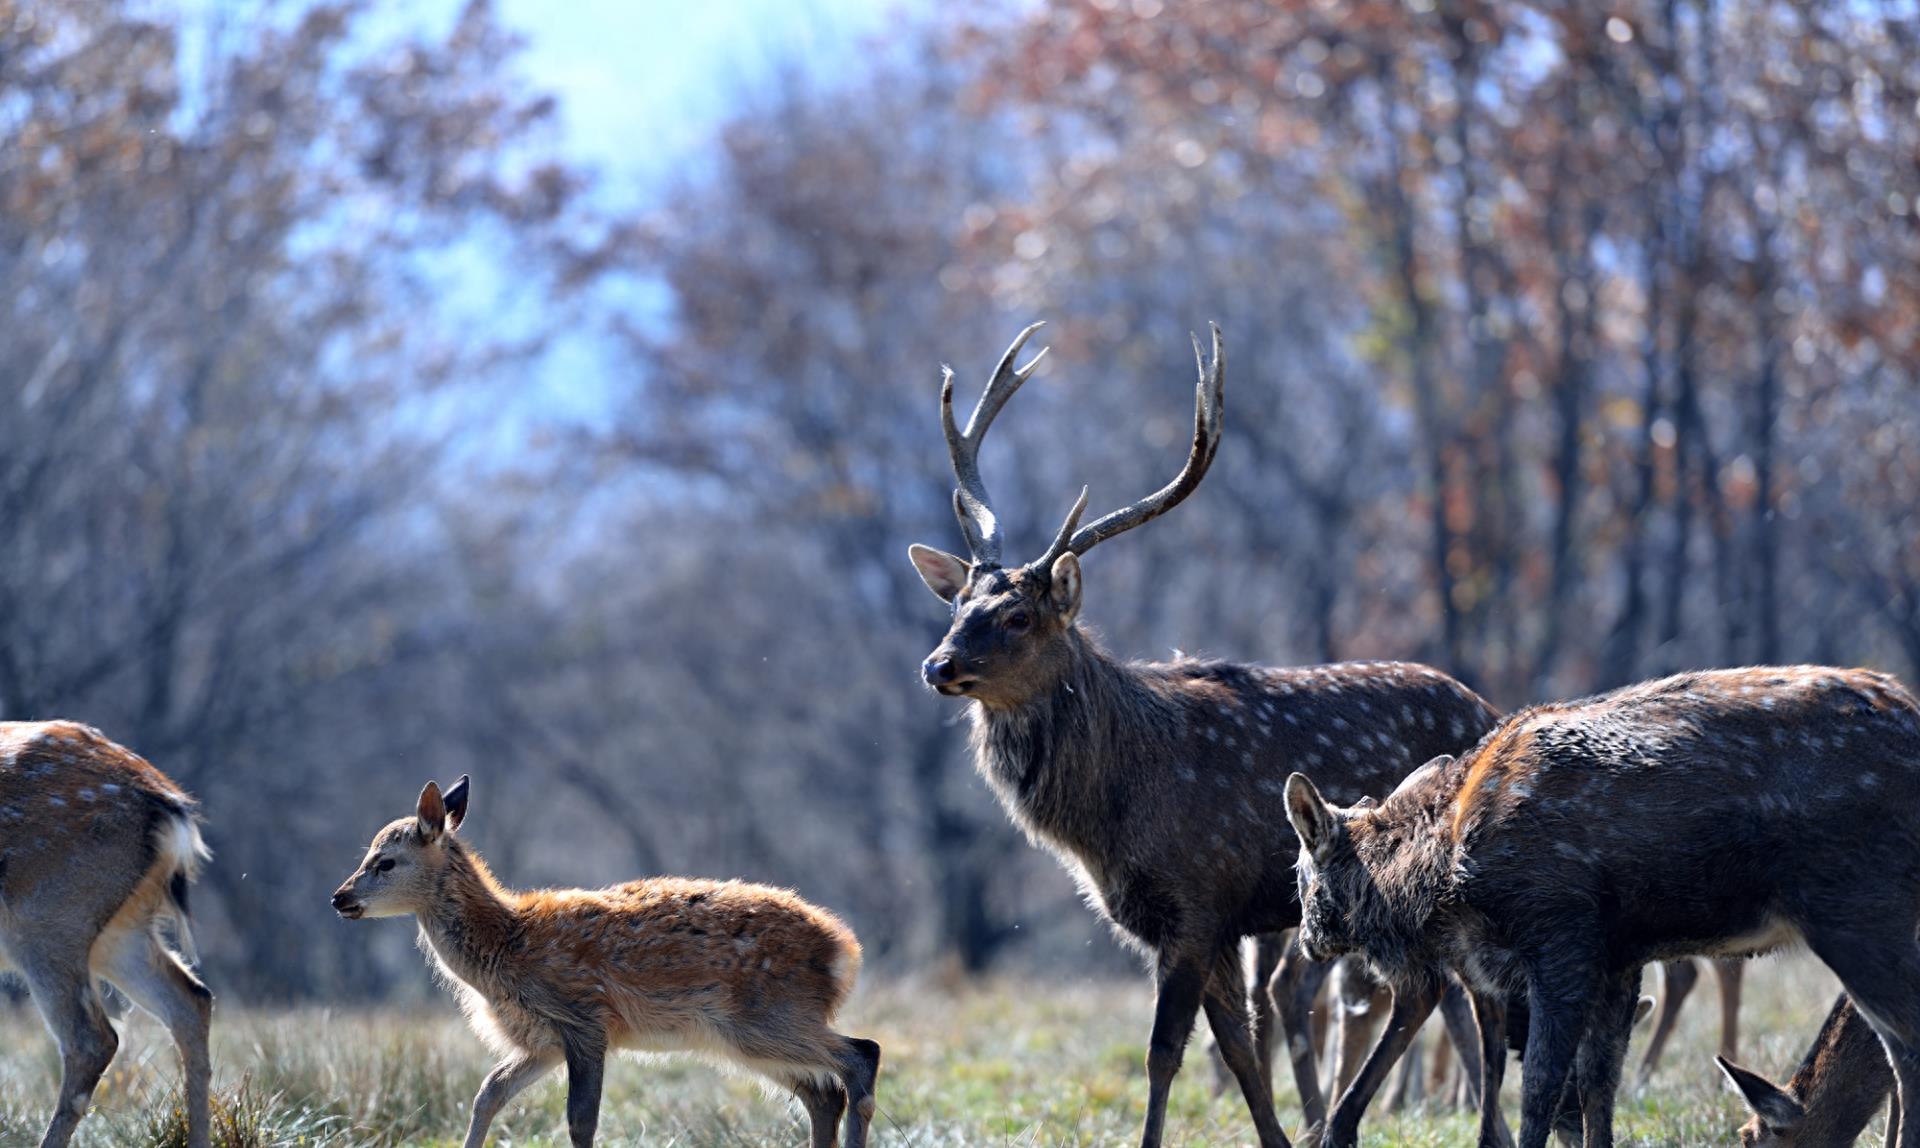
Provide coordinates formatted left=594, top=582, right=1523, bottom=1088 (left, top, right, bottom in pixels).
left=331, top=890, right=364, bottom=919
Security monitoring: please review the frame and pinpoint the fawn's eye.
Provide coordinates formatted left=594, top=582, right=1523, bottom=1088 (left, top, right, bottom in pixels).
left=374, top=857, right=396, bottom=874
left=1005, top=610, right=1031, bottom=633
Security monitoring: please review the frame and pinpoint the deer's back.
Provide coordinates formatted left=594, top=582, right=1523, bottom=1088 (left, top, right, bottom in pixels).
left=1447, top=667, right=1920, bottom=961
left=1035, top=659, right=1499, bottom=947
left=486, top=876, right=861, bottom=1048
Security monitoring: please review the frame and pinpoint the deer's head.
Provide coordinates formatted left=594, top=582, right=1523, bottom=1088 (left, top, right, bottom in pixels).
left=332, top=776, right=470, bottom=920
left=1284, top=757, right=1459, bottom=962
left=909, top=322, right=1224, bottom=710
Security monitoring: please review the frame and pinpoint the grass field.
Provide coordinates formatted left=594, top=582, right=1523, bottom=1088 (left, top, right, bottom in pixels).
left=0, top=953, right=1869, bottom=1147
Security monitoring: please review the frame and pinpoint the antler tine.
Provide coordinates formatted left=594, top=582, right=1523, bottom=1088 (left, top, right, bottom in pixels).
left=1053, top=323, right=1225, bottom=560
left=941, top=321, right=1050, bottom=566
left=1033, top=485, right=1090, bottom=570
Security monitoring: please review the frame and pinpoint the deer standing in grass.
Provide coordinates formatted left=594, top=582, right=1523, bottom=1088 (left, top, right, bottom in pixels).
left=1719, top=994, right=1896, bottom=1148
left=907, top=322, right=1501, bottom=1148
left=1285, top=666, right=1920, bottom=1148
left=331, top=777, right=880, bottom=1148
left=0, top=721, right=212, bottom=1148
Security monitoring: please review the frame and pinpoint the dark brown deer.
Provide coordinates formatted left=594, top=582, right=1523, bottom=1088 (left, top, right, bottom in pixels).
left=1284, top=666, right=1920, bottom=1148
left=907, top=322, right=1501, bottom=1148
left=1719, top=994, right=1896, bottom=1148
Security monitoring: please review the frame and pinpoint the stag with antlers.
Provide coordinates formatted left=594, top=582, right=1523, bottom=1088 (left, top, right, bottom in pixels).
left=907, top=322, right=1502, bottom=1148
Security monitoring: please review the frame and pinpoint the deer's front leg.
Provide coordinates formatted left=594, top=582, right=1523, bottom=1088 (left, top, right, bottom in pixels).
left=1320, top=979, right=1439, bottom=1148
left=561, top=1028, right=607, bottom=1148
left=1467, top=988, right=1514, bottom=1148
left=1140, top=952, right=1209, bottom=1148
left=464, top=1050, right=559, bottom=1148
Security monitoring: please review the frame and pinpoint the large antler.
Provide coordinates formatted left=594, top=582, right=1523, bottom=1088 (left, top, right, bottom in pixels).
left=1033, top=323, right=1225, bottom=569
left=942, top=321, right=1050, bottom=567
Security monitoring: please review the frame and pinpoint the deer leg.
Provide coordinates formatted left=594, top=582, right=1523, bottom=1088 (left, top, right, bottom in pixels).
left=1327, top=958, right=1386, bottom=1101
left=1203, top=947, right=1292, bottom=1148
left=792, top=1077, right=848, bottom=1148
left=1427, top=1014, right=1455, bottom=1106
left=1319, top=979, right=1440, bottom=1148
left=1633, top=959, right=1696, bottom=1087
left=1140, top=953, right=1209, bottom=1148
left=1517, top=964, right=1598, bottom=1148
left=1249, top=933, right=1286, bottom=1093
left=461, top=1050, right=559, bottom=1148
left=1438, top=980, right=1484, bottom=1111
left=836, top=1035, right=881, bottom=1148
left=561, top=1029, right=606, bottom=1148
left=1711, top=958, right=1744, bottom=1063
left=1272, top=935, right=1330, bottom=1130
left=22, top=957, right=119, bottom=1148
left=1468, top=988, right=1515, bottom=1148
left=96, top=929, right=214, bottom=1148
left=1890, top=1090, right=1904, bottom=1148
left=1570, top=968, right=1642, bottom=1148
left=1385, top=1028, right=1424, bottom=1112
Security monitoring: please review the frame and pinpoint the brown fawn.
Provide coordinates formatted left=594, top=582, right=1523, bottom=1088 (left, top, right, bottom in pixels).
left=907, top=322, right=1501, bottom=1148
left=0, top=721, right=212, bottom=1148
left=1285, top=666, right=1920, bottom=1148
left=1720, top=994, right=1896, bottom=1148
left=332, top=777, right=880, bottom=1148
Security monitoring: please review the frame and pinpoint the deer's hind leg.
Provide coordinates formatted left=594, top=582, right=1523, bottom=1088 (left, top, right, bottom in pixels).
left=95, top=925, right=213, bottom=1148
left=1633, top=960, right=1696, bottom=1087
left=19, top=949, right=119, bottom=1148
left=789, top=1075, right=848, bottom=1148
left=834, top=1035, right=881, bottom=1148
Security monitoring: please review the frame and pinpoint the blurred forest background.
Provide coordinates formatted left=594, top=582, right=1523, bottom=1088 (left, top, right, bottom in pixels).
left=1, top=0, right=1917, bottom=1001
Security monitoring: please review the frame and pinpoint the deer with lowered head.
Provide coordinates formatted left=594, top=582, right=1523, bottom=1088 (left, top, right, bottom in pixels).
left=0, top=721, right=213, bottom=1148
left=1285, top=666, right=1920, bottom=1148
left=1719, top=993, right=1895, bottom=1148
left=332, top=777, right=880, bottom=1148
left=907, top=322, right=1501, bottom=1148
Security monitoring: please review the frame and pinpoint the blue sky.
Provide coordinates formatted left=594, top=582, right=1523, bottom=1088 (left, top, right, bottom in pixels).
left=495, top=0, right=906, bottom=192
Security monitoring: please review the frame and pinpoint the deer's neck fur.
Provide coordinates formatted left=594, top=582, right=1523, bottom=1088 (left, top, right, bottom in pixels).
left=415, top=842, right=522, bottom=989
left=1350, top=810, right=1462, bottom=986
left=968, top=628, right=1178, bottom=858
left=1779, top=995, right=1895, bottom=1147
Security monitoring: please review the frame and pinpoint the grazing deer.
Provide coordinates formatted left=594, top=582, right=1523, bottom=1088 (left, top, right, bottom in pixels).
left=1719, top=994, right=1896, bottom=1148
left=332, top=777, right=880, bottom=1148
left=907, top=322, right=1500, bottom=1148
left=0, top=721, right=212, bottom=1148
left=1285, top=666, right=1920, bottom=1148
left=1637, top=956, right=1743, bottom=1085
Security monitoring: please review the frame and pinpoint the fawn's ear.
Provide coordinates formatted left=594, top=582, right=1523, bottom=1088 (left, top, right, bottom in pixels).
left=443, top=775, right=471, bottom=833
left=1285, top=773, right=1338, bottom=860
left=416, top=781, right=447, bottom=841
left=1717, top=1056, right=1804, bottom=1129
left=909, top=544, right=970, bottom=602
left=1049, top=552, right=1082, bottom=619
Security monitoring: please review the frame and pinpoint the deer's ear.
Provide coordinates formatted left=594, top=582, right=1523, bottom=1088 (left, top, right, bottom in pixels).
left=443, top=775, right=471, bottom=833
left=1717, top=1056, right=1803, bottom=1129
left=1049, top=552, right=1081, bottom=618
left=416, top=781, right=447, bottom=841
left=908, top=544, right=970, bottom=602
left=1285, top=773, right=1338, bottom=859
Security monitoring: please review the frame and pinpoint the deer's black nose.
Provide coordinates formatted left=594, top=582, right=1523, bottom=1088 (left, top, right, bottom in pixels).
left=330, top=891, right=355, bottom=911
left=922, top=656, right=958, bottom=686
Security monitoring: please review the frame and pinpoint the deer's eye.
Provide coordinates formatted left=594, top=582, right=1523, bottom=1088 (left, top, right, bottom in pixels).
left=1005, top=610, right=1032, bottom=634
left=374, top=857, right=396, bottom=874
